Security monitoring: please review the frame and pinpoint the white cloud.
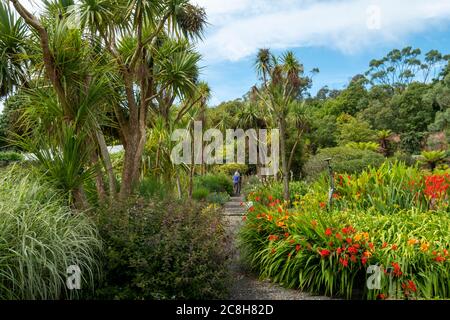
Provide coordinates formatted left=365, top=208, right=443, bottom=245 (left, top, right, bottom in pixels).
left=193, top=0, right=450, bottom=63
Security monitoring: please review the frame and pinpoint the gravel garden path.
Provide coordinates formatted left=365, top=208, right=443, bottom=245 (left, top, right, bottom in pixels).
left=222, top=196, right=331, bottom=300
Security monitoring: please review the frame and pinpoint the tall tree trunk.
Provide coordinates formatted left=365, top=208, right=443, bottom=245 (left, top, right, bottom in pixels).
left=73, top=186, right=89, bottom=210
left=95, top=126, right=116, bottom=200
left=91, top=152, right=106, bottom=203
left=279, top=117, right=289, bottom=201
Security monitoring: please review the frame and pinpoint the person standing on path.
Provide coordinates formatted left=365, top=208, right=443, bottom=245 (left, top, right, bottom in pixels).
left=233, top=171, right=241, bottom=195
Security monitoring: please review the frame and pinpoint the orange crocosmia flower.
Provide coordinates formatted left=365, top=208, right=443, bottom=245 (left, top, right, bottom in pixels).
left=268, top=235, right=278, bottom=241
left=407, top=239, right=419, bottom=246
left=319, top=202, right=326, bottom=208
left=369, top=242, right=374, bottom=250
left=420, top=242, right=430, bottom=252
left=295, top=244, right=301, bottom=251
left=434, top=256, right=446, bottom=262
left=311, top=220, right=318, bottom=227
left=382, top=242, right=388, bottom=249
left=269, top=202, right=275, bottom=207
left=444, top=249, right=449, bottom=256
left=289, top=239, right=295, bottom=244
left=255, top=196, right=260, bottom=201
left=335, top=233, right=342, bottom=240
left=267, top=215, right=273, bottom=221
left=346, top=238, right=352, bottom=244
left=268, top=195, right=273, bottom=201
left=277, top=221, right=285, bottom=227
left=325, top=228, right=332, bottom=236
left=353, top=233, right=362, bottom=241
left=277, top=206, right=283, bottom=213
left=363, top=251, right=372, bottom=257
left=284, top=232, right=290, bottom=238
left=242, top=216, right=247, bottom=221
left=249, top=206, right=255, bottom=212
left=391, top=244, right=398, bottom=251
left=363, top=232, right=369, bottom=240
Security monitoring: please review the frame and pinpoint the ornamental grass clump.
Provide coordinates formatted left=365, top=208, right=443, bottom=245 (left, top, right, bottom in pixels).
left=0, top=167, right=101, bottom=299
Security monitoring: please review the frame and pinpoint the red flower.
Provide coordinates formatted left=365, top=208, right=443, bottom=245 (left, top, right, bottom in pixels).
left=339, top=258, right=348, bottom=267
left=391, top=244, right=398, bottom=251
left=319, top=202, right=326, bottom=208
left=325, top=228, right=332, bottom=236
left=249, top=206, right=255, bottom=212
left=361, top=256, right=368, bottom=265
left=434, top=256, right=446, bottom=262
left=242, top=216, right=247, bottom=221
left=276, top=199, right=280, bottom=204
left=277, top=207, right=283, bottom=213
left=319, top=249, right=331, bottom=258
left=369, top=242, right=374, bottom=250
left=348, top=246, right=358, bottom=255
left=296, top=244, right=301, bottom=251
left=350, top=255, right=357, bottom=263
left=287, top=253, right=292, bottom=258
left=377, top=293, right=387, bottom=300
left=391, top=262, right=402, bottom=277
left=268, top=195, right=273, bottom=201
left=255, top=196, right=260, bottom=202
left=382, top=242, right=388, bottom=249
left=268, top=235, right=279, bottom=241
left=336, top=248, right=342, bottom=254
left=284, top=232, right=290, bottom=238
left=335, top=233, right=342, bottom=240
left=346, top=238, right=353, bottom=244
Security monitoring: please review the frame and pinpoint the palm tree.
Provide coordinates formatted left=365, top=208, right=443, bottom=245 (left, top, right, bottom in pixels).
left=377, top=129, right=392, bottom=157
left=0, top=1, right=29, bottom=98
left=253, top=49, right=312, bottom=200
left=9, top=0, right=208, bottom=201
left=420, top=150, right=446, bottom=171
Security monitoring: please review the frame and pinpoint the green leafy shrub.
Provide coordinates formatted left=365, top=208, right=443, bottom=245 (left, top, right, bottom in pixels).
left=0, top=168, right=101, bottom=299
left=192, top=187, right=209, bottom=200
left=0, top=151, right=23, bottom=162
left=95, top=199, right=231, bottom=299
left=206, top=192, right=230, bottom=205
left=345, top=141, right=380, bottom=152
left=139, top=177, right=171, bottom=199
left=194, top=173, right=233, bottom=195
left=214, top=163, right=249, bottom=175
left=303, top=146, right=384, bottom=181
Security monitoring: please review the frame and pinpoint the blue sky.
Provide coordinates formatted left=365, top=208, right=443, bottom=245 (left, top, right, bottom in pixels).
left=192, top=0, right=450, bottom=105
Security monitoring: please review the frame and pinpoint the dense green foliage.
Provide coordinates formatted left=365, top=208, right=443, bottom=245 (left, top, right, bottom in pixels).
left=94, top=199, right=231, bottom=299
left=0, top=150, right=23, bottom=162
left=240, top=163, right=450, bottom=299
left=303, top=146, right=384, bottom=180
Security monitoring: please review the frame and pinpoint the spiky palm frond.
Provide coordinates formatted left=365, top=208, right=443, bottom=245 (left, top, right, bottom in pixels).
left=0, top=1, right=29, bottom=97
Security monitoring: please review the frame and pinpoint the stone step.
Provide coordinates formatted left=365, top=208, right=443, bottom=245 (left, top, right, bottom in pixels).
left=224, top=203, right=243, bottom=208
